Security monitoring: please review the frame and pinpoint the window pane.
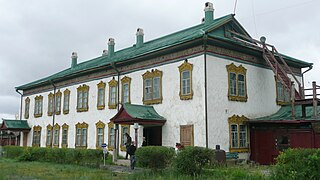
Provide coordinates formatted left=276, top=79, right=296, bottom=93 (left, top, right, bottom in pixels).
left=144, top=79, right=152, bottom=100
left=83, top=92, right=88, bottom=108
left=239, top=125, right=247, bottom=148
left=54, top=129, right=59, bottom=145
left=238, top=74, right=245, bottom=97
left=47, top=129, right=51, bottom=146
left=82, top=128, right=87, bottom=146
left=231, top=124, right=238, bottom=148
left=123, top=83, right=129, bottom=103
left=110, top=86, right=116, bottom=105
left=153, top=77, right=160, bottom=99
left=76, top=128, right=81, bottom=146
left=78, top=92, right=83, bottom=109
left=229, top=73, right=237, bottom=96
left=62, top=129, right=67, bottom=145
left=64, top=94, right=69, bottom=111
left=109, top=128, right=115, bottom=147
left=98, top=88, right=104, bottom=106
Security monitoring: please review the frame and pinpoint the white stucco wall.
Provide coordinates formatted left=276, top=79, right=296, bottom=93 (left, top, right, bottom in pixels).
left=21, top=54, right=206, bottom=154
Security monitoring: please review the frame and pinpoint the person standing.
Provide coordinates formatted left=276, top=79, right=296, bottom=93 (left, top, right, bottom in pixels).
left=127, top=141, right=137, bottom=170
left=142, top=137, right=147, bottom=147
left=125, top=133, right=132, bottom=159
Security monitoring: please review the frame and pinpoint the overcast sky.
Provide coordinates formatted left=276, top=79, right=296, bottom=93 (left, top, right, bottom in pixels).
left=0, top=0, right=319, bottom=119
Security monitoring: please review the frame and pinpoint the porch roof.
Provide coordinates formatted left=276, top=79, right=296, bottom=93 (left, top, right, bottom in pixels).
left=0, top=119, right=31, bottom=131
left=110, top=103, right=166, bottom=125
left=250, top=105, right=320, bottom=123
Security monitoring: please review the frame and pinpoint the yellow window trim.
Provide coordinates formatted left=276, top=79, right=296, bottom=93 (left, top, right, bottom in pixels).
left=63, top=89, right=70, bottom=114
left=96, top=120, right=105, bottom=149
left=24, top=97, right=30, bottom=119
left=108, top=78, right=118, bottom=109
left=108, top=122, right=115, bottom=151
left=46, top=124, right=53, bottom=147
left=142, top=69, right=163, bottom=105
left=34, top=95, right=43, bottom=118
left=97, top=81, right=106, bottom=110
left=120, top=125, right=130, bottom=151
left=75, top=122, right=88, bottom=148
left=61, top=123, right=69, bottom=148
left=226, top=63, right=248, bottom=102
left=53, top=123, right=60, bottom=148
left=77, top=84, right=89, bottom=112
left=228, top=115, right=249, bottom=153
left=121, top=76, right=132, bottom=104
left=32, top=125, right=42, bottom=147
left=178, top=60, right=193, bottom=100
left=55, top=90, right=62, bottom=115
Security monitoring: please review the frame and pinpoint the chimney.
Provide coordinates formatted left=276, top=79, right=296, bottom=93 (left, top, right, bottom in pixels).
left=204, top=2, right=214, bottom=25
left=108, top=38, right=115, bottom=57
left=136, top=28, right=144, bottom=48
left=102, top=49, right=108, bottom=56
left=71, top=52, right=77, bottom=68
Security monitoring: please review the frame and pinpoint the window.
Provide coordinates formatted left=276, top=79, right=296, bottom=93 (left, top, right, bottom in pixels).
left=48, top=93, right=54, bottom=116
left=63, top=89, right=70, bottom=114
left=142, top=69, right=163, bottom=105
left=75, top=122, right=88, bottom=148
left=180, top=125, right=194, bottom=146
left=108, top=122, right=115, bottom=150
left=77, top=84, right=89, bottom=112
left=34, top=95, right=43, bottom=118
left=61, top=123, right=69, bottom=148
left=96, top=121, right=105, bottom=148
left=32, top=125, right=41, bottom=147
left=108, top=78, right=118, bottom=109
left=55, top=91, right=62, bottom=115
left=53, top=123, right=60, bottom=147
left=178, top=60, right=193, bottom=100
left=120, top=125, right=130, bottom=151
left=276, top=135, right=290, bottom=151
left=24, top=97, right=30, bottom=119
left=121, top=76, right=131, bottom=104
left=276, top=79, right=290, bottom=105
left=226, top=63, right=247, bottom=102
left=228, top=115, right=248, bottom=152
left=97, top=81, right=106, bottom=110
left=46, top=124, right=53, bottom=147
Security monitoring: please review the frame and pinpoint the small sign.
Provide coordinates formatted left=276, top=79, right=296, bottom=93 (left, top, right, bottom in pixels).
left=101, top=143, right=107, bottom=148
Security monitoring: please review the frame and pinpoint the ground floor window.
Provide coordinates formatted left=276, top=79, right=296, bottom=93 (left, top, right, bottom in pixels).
left=96, top=121, right=105, bottom=148
left=61, top=123, right=69, bottom=148
left=108, top=122, right=115, bottom=150
left=75, top=122, right=88, bottom=148
left=120, top=125, right=130, bottom=151
left=46, top=124, right=53, bottom=147
left=32, top=125, right=42, bottom=147
left=228, top=115, right=249, bottom=152
left=180, top=124, right=194, bottom=146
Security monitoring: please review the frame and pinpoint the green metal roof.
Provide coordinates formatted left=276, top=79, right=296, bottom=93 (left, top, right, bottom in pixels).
left=0, top=119, right=31, bottom=130
left=16, top=14, right=312, bottom=90
left=123, top=103, right=166, bottom=121
left=253, top=105, right=320, bottom=121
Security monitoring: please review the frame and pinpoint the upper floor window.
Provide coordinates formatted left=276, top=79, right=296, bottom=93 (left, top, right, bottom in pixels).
left=63, top=89, right=70, bottom=114
left=34, top=95, right=43, bottom=118
left=108, top=122, right=115, bottom=151
left=108, top=78, right=118, bottom=109
left=276, top=79, right=290, bottom=105
left=96, top=120, right=105, bottom=148
left=97, top=81, right=106, bottom=110
left=142, top=69, right=163, bottom=105
left=46, top=124, right=53, bottom=147
left=48, top=93, right=54, bottom=116
left=53, top=123, right=60, bottom=147
left=226, top=63, right=247, bottom=102
left=24, top=97, right=30, bottom=119
left=228, top=115, right=248, bottom=152
left=61, top=123, right=69, bottom=148
left=55, top=91, right=62, bottom=115
left=178, top=60, right=193, bottom=100
left=75, top=122, right=88, bottom=148
left=77, top=84, right=89, bottom=112
left=32, top=125, right=41, bottom=147
left=121, top=76, right=131, bottom=104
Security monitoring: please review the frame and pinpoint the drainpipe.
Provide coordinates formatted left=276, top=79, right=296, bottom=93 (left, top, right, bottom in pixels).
left=49, top=81, right=56, bottom=148
left=110, top=62, right=120, bottom=162
left=15, top=89, right=23, bottom=146
left=203, top=33, right=208, bottom=148
left=301, top=65, right=313, bottom=98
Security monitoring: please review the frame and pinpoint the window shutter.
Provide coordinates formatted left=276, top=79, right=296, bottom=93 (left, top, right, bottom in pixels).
left=180, top=125, right=194, bottom=146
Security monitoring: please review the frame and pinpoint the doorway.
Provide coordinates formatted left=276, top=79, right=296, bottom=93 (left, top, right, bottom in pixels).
left=143, top=126, right=162, bottom=146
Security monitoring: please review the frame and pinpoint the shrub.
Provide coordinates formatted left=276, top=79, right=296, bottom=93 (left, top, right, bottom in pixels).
left=2, top=146, right=25, bottom=159
left=271, top=148, right=320, bottom=180
left=173, top=146, right=216, bottom=176
left=136, top=146, right=175, bottom=170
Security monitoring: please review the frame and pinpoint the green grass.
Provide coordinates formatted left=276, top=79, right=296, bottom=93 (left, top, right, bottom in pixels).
left=0, top=158, right=125, bottom=180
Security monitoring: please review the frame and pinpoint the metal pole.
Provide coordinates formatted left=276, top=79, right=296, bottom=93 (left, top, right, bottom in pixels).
left=313, top=81, right=318, bottom=119
left=50, top=81, right=56, bottom=148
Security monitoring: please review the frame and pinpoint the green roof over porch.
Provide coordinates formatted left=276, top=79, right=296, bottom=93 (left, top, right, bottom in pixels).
left=110, top=103, right=166, bottom=125
left=251, top=105, right=320, bottom=122
left=0, top=119, right=31, bottom=131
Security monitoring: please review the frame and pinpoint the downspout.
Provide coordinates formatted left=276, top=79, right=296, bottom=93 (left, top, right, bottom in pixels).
left=15, top=89, right=23, bottom=146
left=301, top=65, right=313, bottom=98
left=203, top=33, right=209, bottom=148
left=50, top=81, right=56, bottom=148
left=110, top=62, right=120, bottom=162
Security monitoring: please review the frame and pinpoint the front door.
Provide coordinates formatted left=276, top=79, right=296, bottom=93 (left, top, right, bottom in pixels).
left=143, top=126, right=162, bottom=146
left=23, top=132, right=28, bottom=146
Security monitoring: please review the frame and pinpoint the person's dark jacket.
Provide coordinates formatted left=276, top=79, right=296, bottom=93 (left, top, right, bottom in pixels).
left=127, top=144, right=136, bottom=155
